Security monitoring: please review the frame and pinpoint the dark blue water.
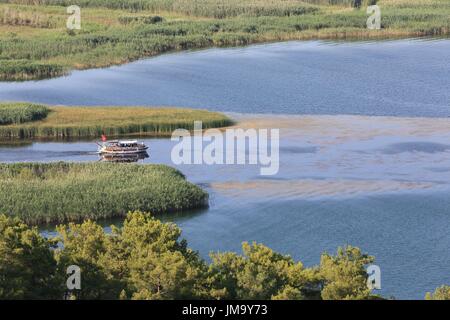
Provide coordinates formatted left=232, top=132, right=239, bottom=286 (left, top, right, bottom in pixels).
left=5, top=116, right=450, bottom=300
left=1, top=39, right=450, bottom=299
left=1, top=39, right=450, bottom=117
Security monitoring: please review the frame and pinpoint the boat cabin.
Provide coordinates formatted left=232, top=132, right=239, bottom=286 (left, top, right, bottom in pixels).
left=99, top=139, right=148, bottom=154
left=108, top=140, right=141, bottom=147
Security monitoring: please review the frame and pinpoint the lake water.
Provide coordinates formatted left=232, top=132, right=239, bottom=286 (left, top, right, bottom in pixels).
left=1, top=39, right=450, bottom=299
left=1, top=39, right=450, bottom=116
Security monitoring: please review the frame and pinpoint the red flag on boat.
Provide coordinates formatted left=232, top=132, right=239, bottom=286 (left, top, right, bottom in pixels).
left=101, top=134, right=107, bottom=142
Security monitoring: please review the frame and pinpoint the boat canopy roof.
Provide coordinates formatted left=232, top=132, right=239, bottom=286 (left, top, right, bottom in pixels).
left=105, top=140, right=138, bottom=144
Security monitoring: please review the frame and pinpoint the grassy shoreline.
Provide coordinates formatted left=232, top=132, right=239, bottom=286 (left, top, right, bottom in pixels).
left=0, top=162, right=208, bottom=225
left=0, top=0, right=449, bottom=80
left=0, top=103, right=233, bottom=139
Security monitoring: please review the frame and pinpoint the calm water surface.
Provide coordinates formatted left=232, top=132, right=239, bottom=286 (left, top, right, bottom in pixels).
left=0, top=39, right=449, bottom=116
left=1, top=39, right=450, bottom=299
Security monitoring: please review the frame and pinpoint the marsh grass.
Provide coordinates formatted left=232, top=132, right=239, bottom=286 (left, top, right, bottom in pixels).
left=168, top=0, right=320, bottom=18
left=0, top=59, right=66, bottom=80
left=1, top=0, right=320, bottom=17
left=0, top=104, right=233, bottom=139
left=0, top=102, right=50, bottom=125
left=0, top=5, right=59, bottom=28
left=0, top=162, right=208, bottom=224
left=118, top=15, right=164, bottom=25
left=0, top=1, right=449, bottom=80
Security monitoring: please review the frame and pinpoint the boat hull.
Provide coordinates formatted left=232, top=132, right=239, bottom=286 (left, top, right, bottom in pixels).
left=100, top=151, right=149, bottom=163
left=98, top=146, right=149, bottom=155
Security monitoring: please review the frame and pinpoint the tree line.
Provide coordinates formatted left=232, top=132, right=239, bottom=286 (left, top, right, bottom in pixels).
left=0, top=212, right=448, bottom=300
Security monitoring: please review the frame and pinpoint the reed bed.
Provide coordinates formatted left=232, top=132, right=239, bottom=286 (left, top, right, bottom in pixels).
left=1, top=0, right=320, bottom=17
left=0, top=1, right=448, bottom=80
left=0, top=102, right=50, bottom=125
left=0, top=5, right=58, bottom=28
left=0, top=59, right=66, bottom=81
left=0, top=104, right=232, bottom=139
left=303, top=0, right=377, bottom=7
left=0, top=162, right=208, bottom=224
left=118, top=15, right=164, bottom=25
left=168, top=0, right=319, bottom=18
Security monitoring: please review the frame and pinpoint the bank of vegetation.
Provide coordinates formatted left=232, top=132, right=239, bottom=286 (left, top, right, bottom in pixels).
left=0, top=102, right=49, bottom=124
left=0, top=0, right=449, bottom=80
left=0, top=102, right=232, bottom=139
left=1, top=211, right=449, bottom=300
left=0, top=163, right=208, bottom=224
left=0, top=59, right=66, bottom=81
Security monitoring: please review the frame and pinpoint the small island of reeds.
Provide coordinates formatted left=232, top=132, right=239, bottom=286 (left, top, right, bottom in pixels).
left=0, top=162, right=208, bottom=225
left=0, top=102, right=232, bottom=139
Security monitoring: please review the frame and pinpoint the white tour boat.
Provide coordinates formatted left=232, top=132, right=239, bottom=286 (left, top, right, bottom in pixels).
left=98, top=140, right=148, bottom=155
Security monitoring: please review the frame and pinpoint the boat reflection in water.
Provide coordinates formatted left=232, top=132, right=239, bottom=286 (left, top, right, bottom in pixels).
left=99, top=151, right=149, bottom=163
